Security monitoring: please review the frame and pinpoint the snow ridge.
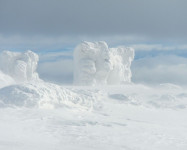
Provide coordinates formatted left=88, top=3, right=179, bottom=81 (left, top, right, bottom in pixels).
left=0, top=81, right=103, bottom=110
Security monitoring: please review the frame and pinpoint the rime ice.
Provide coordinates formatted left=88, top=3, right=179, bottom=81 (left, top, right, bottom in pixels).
left=73, top=41, right=134, bottom=85
left=0, top=50, right=39, bottom=85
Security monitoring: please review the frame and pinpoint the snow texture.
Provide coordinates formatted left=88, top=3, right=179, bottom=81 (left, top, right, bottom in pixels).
left=1, top=48, right=187, bottom=150
left=0, top=70, right=15, bottom=88
left=1, top=83, right=187, bottom=150
left=0, top=50, right=39, bottom=85
left=0, top=81, right=102, bottom=110
left=74, top=41, right=134, bottom=85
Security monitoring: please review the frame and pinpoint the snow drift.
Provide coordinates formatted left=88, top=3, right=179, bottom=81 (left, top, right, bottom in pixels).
left=0, top=50, right=39, bottom=86
left=74, top=41, right=134, bottom=85
left=0, top=82, right=102, bottom=110
left=0, top=70, right=15, bottom=88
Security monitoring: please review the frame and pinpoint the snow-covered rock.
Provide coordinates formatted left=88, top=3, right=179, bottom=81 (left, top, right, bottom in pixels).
left=0, top=50, right=39, bottom=84
left=0, top=81, right=102, bottom=110
left=74, top=41, right=134, bottom=85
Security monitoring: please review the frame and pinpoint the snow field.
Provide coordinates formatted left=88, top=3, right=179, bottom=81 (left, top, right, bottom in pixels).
left=0, top=44, right=187, bottom=149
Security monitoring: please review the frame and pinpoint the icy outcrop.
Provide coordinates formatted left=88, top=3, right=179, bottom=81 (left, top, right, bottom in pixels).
left=0, top=82, right=102, bottom=110
left=0, top=50, right=39, bottom=83
left=74, top=41, right=134, bottom=85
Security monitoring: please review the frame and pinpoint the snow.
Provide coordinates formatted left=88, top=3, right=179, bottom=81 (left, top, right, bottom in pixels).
left=1, top=48, right=187, bottom=150
left=74, top=41, right=134, bottom=85
left=0, top=50, right=39, bottom=85
left=0, top=70, right=15, bottom=88
left=0, top=81, right=102, bottom=110
left=1, top=84, right=187, bottom=150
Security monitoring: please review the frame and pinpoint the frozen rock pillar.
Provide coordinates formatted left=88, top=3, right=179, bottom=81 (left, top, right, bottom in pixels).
left=0, top=50, right=39, bottom=83
left=73, top=41, right=134, bottom=85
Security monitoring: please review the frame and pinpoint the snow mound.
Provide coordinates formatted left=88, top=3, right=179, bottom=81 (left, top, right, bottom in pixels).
left=0, top=81, right=102, bottom=110
left=0, top=70, right=15, bottom=88
left=0, top=50, right=39, bottom=83
left=107, top=84, right=187, bottom=109
left=74, top=41, right=134, bottom=85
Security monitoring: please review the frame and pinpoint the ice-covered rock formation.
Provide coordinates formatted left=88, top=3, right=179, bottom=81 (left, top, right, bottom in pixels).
left=0, top=50, right=39, bottom=84
left=0, top=50, right=102, bottom=110
left=74, top=41, right=134, bottom=85
left=0, top=82, right=102, bottom=110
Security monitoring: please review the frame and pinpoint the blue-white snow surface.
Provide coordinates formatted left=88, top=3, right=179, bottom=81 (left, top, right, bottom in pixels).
left=0, top=81, right=187, bottom=150
left=0, top=49, right=187, bottom=150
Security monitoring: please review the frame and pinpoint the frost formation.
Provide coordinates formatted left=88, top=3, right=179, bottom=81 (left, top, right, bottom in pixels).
left=74, top=41, right=134, bottom=85
left=0, top=50, right=39, bottom=84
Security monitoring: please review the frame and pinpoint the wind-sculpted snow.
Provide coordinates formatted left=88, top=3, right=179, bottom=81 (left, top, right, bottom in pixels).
left=107, top=83, right=187, bottom=109
left=0, top=70, right=15, bottom=88
left=1, top=49, right=187, bottom=149
left=0, top=81, right=187, bottom=110
left=0, top=49, right=186, bottom=110
left=1, top=83, right=187, bottom=150
left=0, top=81, right=103, bottom=110
left=74, top=41, right=134, bottom=85
left=0, top=50, right=39, bottom=84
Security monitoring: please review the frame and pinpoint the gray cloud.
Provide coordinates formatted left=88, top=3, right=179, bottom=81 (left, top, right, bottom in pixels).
left=0, top=34, right=148, bottom=51
left=0, top=0, right=187, bottom=41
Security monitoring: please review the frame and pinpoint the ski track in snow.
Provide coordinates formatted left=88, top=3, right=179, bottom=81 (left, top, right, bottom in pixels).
left=0, top=82, right=187, bottom=150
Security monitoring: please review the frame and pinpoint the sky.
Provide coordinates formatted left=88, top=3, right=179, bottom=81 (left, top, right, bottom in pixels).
left=0, top=0, right=187, bottom=85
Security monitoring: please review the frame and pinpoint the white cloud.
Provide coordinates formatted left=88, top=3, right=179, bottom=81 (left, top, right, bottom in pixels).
left=132, top=55, right=187, bottom=85
left=1, top=34, right=187, bottom=52
left=130, top=44, right=187, bottom=51
left=0, top=34, right=148, bottom=51
left=37, top=53, right=73, bottom=84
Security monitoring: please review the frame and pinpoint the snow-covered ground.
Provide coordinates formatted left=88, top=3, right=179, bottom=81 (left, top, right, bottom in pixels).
left=0, top=82, right=187, bottom=150
left=1, top=48, right=187, bottom=150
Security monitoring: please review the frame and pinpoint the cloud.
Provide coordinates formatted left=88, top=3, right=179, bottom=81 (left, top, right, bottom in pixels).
left=0, top=34, right=148, bottom=51
left=130, top=44, right=187, bottom=51
left=37, top=51, right=74, bottom=84
left=1, top=34, right=187, bottom=53
left=0, top=0, right=187, bottom=41
left=132, top=55, right=187, bottom=85
left=37, top=58, right=73, bottom=84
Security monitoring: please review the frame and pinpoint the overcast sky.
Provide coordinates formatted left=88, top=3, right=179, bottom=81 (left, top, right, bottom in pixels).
left=0, top=0, right=187, bottom=49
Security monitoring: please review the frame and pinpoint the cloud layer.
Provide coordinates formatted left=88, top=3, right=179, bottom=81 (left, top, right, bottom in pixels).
left=0, top=0, right=187, bottom=41
left=132, top=55, right=187, bottom=85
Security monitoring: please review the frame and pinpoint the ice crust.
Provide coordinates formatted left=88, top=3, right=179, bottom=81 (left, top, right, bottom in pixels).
left=0, top=50, right=39, bottom=85
left=74, top=41, right=134, bottom=85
